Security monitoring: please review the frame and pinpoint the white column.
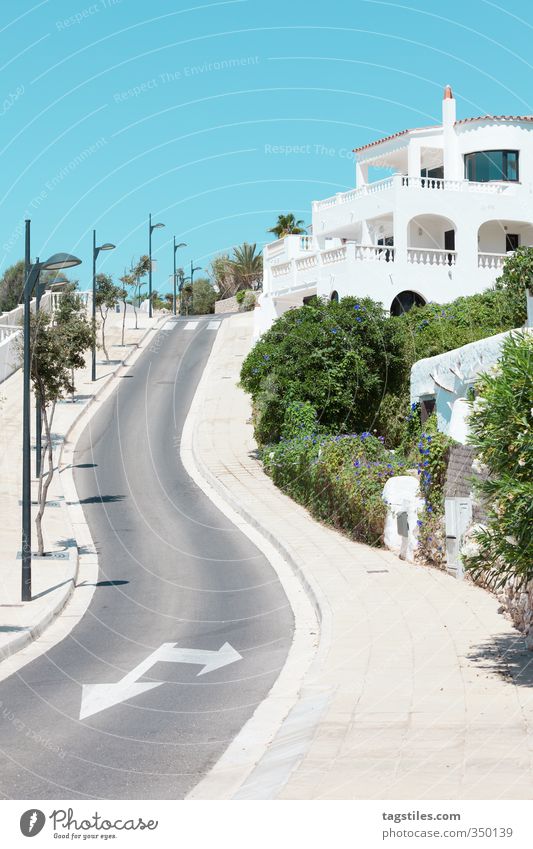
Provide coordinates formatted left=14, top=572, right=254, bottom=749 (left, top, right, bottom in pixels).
left=408, top=140, right=421, bottom=179
left=355, top=161, right=368, bottom=188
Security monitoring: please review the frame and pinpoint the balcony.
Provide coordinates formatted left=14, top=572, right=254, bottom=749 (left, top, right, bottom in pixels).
left=267, top=242, right=509, bottom=306
left=315, top=175, right=513, bottom=212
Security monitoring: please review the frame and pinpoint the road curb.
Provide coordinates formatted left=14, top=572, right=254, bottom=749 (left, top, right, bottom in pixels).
left=0, top=316, right=167, bottom=666
left=182, top=316, right=332, bottom=800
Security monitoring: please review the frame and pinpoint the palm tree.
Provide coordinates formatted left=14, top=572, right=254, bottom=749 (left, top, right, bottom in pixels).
left=230, top=242, right=263, bottom=291
left=267, top=213, right=306, bottom=239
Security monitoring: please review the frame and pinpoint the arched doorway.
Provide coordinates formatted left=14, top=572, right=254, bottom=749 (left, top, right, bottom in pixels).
left=330, top=290, right=339, bottom=303
left=390, top=291, right=426, bottom=316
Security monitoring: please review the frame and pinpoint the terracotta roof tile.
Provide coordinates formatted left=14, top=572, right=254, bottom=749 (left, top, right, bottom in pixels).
left=353, top=114, right=533, bottom=156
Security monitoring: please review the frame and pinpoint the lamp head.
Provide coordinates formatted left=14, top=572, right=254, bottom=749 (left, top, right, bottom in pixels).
left=151, top=222, right=165, bottom=231
left=41, top=252, right=82, bottom=271
left=98, top=242, right=116, bottom=252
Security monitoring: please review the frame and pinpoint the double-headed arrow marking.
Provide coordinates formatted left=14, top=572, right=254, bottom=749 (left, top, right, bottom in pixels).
left=80, top=642, right=243, bottom=720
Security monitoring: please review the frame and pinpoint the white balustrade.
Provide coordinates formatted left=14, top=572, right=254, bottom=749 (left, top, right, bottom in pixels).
left=265, top=238, right=286, bottom=256
left=295, top=254, right=319, bottom=270
left=407, top=247, right=457, bottom=266
left=477, top=252, right=507, bottom=270
left=321, top=246, right=347, bottom=265
left=315, top=177, right=394, bottom=209
left=299, top=235, right=314, bottom=251
left=354, top=244, right=395, bottom=262
left=271, top=261, right=292, bottom=278
left=316, top=175, right=510, bottom=210
left=0, top=324, right=20, bottom=344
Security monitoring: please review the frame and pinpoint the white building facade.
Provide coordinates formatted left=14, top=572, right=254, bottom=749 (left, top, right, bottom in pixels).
left=256, top=87, right=533, bottom=337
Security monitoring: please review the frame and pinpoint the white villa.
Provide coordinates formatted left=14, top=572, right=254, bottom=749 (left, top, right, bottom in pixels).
left=255, top=86, right=533, bottom=337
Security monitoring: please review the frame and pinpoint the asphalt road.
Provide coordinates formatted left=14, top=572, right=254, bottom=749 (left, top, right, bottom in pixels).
left=0, top=316, right=293, bottom=799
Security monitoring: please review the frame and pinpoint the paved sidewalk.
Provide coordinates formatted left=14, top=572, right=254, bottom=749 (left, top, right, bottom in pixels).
left=189, top=312, right=533, bottom=800
left=0, top=306, right=164, bottom=659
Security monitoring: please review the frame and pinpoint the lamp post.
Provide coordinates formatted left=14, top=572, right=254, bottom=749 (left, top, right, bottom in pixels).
left=92, top=230, right=116, bottom=381
left=148, top=213, right=165, bottom=319
left=180, top=263, right=201, bottom=316
left=22, top=219, right=82, bottom=602
left=173, top=238, right=187, bottom=316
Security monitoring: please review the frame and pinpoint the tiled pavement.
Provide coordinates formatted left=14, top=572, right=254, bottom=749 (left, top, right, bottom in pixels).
left=189, top=312, right=533, bottom=800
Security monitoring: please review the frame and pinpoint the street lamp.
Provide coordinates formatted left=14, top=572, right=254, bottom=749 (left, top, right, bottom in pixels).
left=172, top=238, right=187, bottom=316
left=148, top=213, right=165, bottom=319
left=180, top=262, right=201, bottom=316
left=22, top=219, right=82, bottom=602
left=92, top=230, right=116, bottom=381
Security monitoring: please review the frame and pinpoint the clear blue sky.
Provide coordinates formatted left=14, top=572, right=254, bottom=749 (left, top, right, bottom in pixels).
left=2, top=0, right=533, bottom=292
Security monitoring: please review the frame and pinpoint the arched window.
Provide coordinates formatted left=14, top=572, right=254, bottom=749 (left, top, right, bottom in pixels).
left=330, top=290, right=339, bottom=303
left=390, top=291, right=426, bottom=316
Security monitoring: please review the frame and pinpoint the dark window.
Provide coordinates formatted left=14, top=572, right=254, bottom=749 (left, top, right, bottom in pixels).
left=330, top=290, right=339, bottom=302
left=377, top=236, right=394, bottom=262
left=506, top=233, right=519, bottom=252
left=420, top=165, right=444, bottom=181
left=420, top=398, right=436, bottom=424
left=464, top=150, right=519, bottom=182
left=390, top=290, right=426, bottom=316
left=444, top=229, right=455, bottom=265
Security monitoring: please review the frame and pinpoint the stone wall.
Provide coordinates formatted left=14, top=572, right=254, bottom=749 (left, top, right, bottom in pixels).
left=215, top=296, right=239, bottom=314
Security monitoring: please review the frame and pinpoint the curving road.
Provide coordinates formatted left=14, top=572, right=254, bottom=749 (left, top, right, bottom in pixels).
left=0, top=316, right=293, bottom=799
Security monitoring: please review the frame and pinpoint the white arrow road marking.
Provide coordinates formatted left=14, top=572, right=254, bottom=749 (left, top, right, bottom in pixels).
left=79, top=642, right=243, bottom=720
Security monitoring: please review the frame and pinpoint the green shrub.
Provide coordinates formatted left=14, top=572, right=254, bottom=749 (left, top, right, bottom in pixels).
left=235, top=290, right=246, bottom=305
left=463, top=332, right=533, bottom=587
left=241, top=296, right=406, bottom=444
left=240, top=291, right=256, bottom=311
left=414, top=415, right=454, bottom=567
left=263, top=432, right=407, bottom=546
left=494, top=246, right=532, bottom=328
left=281, top=400, right=318, bottom=440
left=389, top=288, right=518, bottom=367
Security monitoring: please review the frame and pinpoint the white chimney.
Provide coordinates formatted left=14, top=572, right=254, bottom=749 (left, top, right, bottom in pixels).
left=442, top=85, right=458, bottom=180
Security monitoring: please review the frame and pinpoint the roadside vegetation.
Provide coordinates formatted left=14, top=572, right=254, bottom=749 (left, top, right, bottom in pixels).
left=23, top=285, right=94, bottom=555
left=463, top=331, right=533, bottom=587
left=240, top=248, right=531, bottom=575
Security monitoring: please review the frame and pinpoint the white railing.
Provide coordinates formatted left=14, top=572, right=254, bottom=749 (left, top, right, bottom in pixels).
left=403, top=176, right=509, bottom=194
left=478, top=252, right=507, bottom=270
left=49, top=291, right=90, bottom=312
left=295, top=254, right=319, bottom=270
left=271, top=261, right=292, bottom=278
left=407, top=247, right=457, bottom=266
left=0, top=324, right=20, bottom=344
left=265, top=238, right=286, bottom=257
left=321, top=246, right=347, bottom=265
left=299, top=235, right=314, bottom=250
left=316, top=177, right=394, bottom=209
left=354, top=244, right=395, bottom=262
left=315, top=175, right=511, bottom=210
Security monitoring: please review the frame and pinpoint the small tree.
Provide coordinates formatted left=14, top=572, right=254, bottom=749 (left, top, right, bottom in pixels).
left=120, top=255, right=150, bottom=329
left=0, top=261, right=72, bottom=314
left=25, top=301, right=93, bottom=555
left=192, top=278, right=217, bottom=314
left=494, top=245, right=533, bottom=327
left=230, top=242, right=263, bottom=291
left=94, top=273, right=122, bottom=361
